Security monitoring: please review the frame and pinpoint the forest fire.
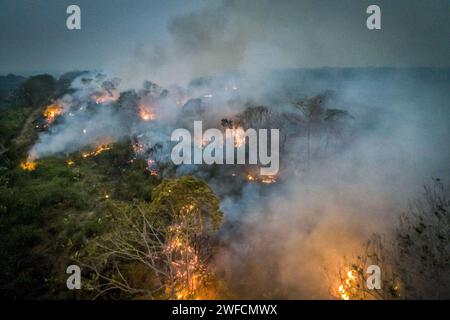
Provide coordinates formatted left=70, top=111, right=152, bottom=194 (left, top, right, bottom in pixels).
left=261, top=176, right=277, bottom=184
left=140, top=109, right=156, bottom=121
left=147, top=159, right=159, bottom=176
left=43, top=103, right=63, bottom=125
left=231, top=126, right=246, bottom=147
left=20, top=158, right=36, bottom=171
left=139, top=101, right=156, bottom=121
left=164, top=224, right=206, bottom=300
left=246, top=173, right=277, bottom=184
left=82, top=144, right=112, bottom=158
left=1, top=0, right=447, bottom=302
left=337, top=270, right=357, bottom=300
left=91, top=91, right=119, bottom=104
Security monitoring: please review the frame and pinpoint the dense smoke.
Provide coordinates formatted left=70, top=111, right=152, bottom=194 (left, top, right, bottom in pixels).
left=212, top=69, right=450, bottom=298
left=26, top=0, right=450, bottom=299
left=114, top=0, right=450, bottom=87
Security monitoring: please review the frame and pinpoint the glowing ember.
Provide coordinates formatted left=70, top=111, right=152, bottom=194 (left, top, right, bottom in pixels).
left=180, top=204, right=195, bottom=215
left=246, top=173, right=277, bottom=184
left=261, top=176, right=277, bottom=184
left=232, top=127, right=246, bottom=147
left=149, top=170, right=158, bottom=176
left=91, top=91, right=119, bottom=104
left=140, top=109, right=156, bottom=121
left=164, top=225, right=206, bottom=300
left=43, top=103, right=63, bottom=125
left=146, top=159, right=159, bottom=176
left=67, top=159, right=75, bottom=166
left=139, top=101, right=156, bottom=121
left=20, top=158, right=36, bottom=171
left=338, top=270, right=356, bottom=300
left=82, top=144, right=112, bottom=158
left=132, top=142, right=145, bottom=154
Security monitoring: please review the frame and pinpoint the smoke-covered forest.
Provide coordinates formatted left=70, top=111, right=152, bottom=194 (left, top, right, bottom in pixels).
left=0, top=67, right=449, bottom=299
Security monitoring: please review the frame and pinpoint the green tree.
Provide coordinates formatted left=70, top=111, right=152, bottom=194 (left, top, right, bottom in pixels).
left=81, top=176, right=223, bottom=299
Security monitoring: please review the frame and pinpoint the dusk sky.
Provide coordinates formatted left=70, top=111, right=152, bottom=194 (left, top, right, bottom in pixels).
left=0, top=0, right=449, bottom=76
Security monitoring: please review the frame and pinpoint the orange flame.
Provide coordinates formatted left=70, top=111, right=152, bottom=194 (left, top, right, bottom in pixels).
left=139, top=101, right=156, bottom=121
left=91, top=91, right=119, bottom=104
left=140, top=110, right=156, bottom=121
left=164, top=220, right=207, bottom=300
left=231, top=127, right=245, bottom=147
left=43, top=103, right=63, bottom=125
left=82, top=144, right=112, bottom=158
left=261, top=176, right=277, bottom=184
left=246, top=173, right=277, bottom=184
left=338, top=270, right=356, bottom=300
left=20, top=157, right=36, bottom=171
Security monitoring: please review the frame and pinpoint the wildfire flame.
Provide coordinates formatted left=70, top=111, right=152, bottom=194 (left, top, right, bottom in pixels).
left=132, top=142, right=145, bottom=154
left=140, top=109, right=156, bottom=121
left=20, top=157, right=36, bottom=171
left=161, top=203, right=212, bottom=300
left=231, top=127, right=246, bottom=147
left=139, top=101, right=156, bottom=121
left=261, top=176, right=277, bottom=184
left=164, top=223, right=206, bottom=300
left=43, top=103, right=63, bottom=125
left=82, top=144, right=112, bottom=158
left=91, top=91, right=119, bottom=104
left=338, top=270, right=356, bottom=300
left=246, top=173, right=277, bottom=184
left=147, top=159, right=159, bottom=176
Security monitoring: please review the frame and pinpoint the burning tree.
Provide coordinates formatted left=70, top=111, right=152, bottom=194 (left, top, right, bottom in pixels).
left=43, top=103, right=63, bottom=126
left=333, top=179, right=450, bottom=300
left=333, top=234, right=402, bottom=300
left=81, top=176, right=223, bottom=299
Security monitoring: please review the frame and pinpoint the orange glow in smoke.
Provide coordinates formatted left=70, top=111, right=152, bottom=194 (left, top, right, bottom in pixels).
left=338, top=270, right=356, bottom=300
left=43, top=103, right=63, bottom=125
left=20, top=158, right=36, bottom=171
left=139, top=101, right=156, bottom=121
left=91, top=91, right=119, bottom=104
left=82, top=144, right=112, bottom=158
left=232, top=127, right=246, bottom=147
